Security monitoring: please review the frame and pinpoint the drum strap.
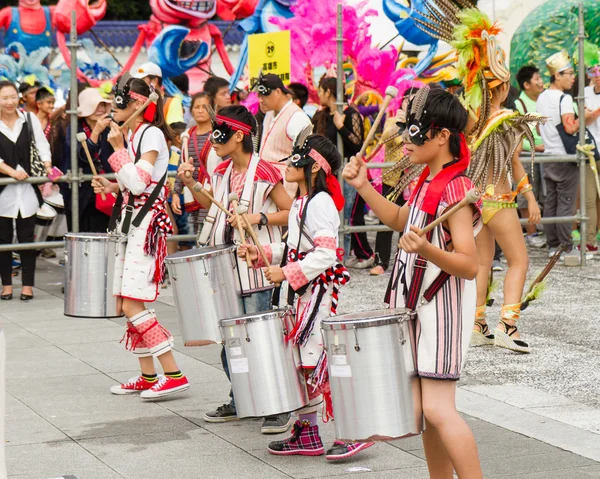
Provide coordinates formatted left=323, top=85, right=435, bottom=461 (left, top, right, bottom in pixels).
left=405, top=212, right=451, bottom=311
left=108, top=127, right=167, bottom=235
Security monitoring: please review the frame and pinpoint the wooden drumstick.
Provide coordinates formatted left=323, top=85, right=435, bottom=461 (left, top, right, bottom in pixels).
left=398, top=189, right=481, bottom=248
left=192, top=182, right=233, bottom=218
left=357, top=86, right=398, bottom=158
left=236, top=205, right=270, bottom=267
left=76, top=132, right=106, bottom=200
left=121, top=92, right=159, bottom=130
left=180, top=131, right=192, bottom=178
left=228, top=192, right=252, bottom=264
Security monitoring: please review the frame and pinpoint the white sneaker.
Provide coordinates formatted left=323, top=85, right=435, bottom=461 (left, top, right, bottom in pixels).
left=492, top=260, right=504, bottom=272
left=353, top=256, right=375, bottom=269
left=344, top=256, right=359, bottom=268
left=547, top=247, right=558, bottom=258
left=526, top=234, right=546, bottom=248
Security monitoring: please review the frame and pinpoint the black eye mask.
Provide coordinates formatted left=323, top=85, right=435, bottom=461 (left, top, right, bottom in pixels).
left=397, top=86, right=431, bottom=146
left=210, top=121, right=235, bottom=144
left=113, top=73, right=132, bottom=111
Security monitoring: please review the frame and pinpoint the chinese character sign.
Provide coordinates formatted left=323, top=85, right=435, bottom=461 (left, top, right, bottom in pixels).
left=248, top=30, right=291, bottom=89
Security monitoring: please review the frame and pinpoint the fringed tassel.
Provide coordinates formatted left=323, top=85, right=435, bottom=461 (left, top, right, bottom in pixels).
left=308, top=350, right=328, bottom=390
left=144, top=209, right=172, bottom=286
left=286, top=279, right=328, bottom=346
left=321, top=382, right=334, bottom=423
left=120, top=323, right=142, bottom=351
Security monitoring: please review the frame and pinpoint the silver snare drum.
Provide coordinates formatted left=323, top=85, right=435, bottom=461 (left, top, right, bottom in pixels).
left=166, top=245, right=244, bottom=346
left=64, top=233, right=123, bottom=318
left=220, top=309, right=308, bottom=418
left=321, top=309, right=423, bottom=442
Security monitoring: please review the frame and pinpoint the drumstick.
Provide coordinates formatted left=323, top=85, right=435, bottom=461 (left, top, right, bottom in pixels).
left=192, top=182, right=233, bottom=218
left=357, top=86, right=399, bottom=158
left=121, top=92, right=159, bottom=130
left=417, top=189, right=481, bottom=237
left=236, top=205, right=270, bottom=267
left=76, top=132, right=106, bottom=200
left=228, top=193, right=252, bottom=265
left=181, top=131, right=192, bottom=178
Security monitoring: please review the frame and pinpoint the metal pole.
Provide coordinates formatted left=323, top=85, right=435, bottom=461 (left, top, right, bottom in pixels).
left=577, top=1, right=587, bottom=266
left=336, top=3, right=346, bottom=251
left=68, top=10, right=80, bottom=233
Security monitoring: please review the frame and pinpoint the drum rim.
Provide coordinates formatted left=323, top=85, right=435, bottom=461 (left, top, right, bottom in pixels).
left=321, top=308, right=412, bottom=330
left=165, top=244, right=237, bottom=264
left=65, top=232, right=119, bottom=242
left=219, top=307, right=291, bottom=327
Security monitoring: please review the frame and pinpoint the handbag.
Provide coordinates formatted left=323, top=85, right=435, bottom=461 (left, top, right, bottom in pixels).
left=556, top=94, right=600, bottom=162
left=26, top=113, right=46, bottom=177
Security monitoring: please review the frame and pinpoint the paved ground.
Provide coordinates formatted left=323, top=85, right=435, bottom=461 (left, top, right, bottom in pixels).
left=3, top=244, right=600, bottom=479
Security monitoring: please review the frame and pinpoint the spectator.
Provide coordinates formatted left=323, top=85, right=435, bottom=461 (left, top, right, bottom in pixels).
left=168, top=73, right=190, bottom=124
left=133, top=62, right=185, bottom=125
left=313, top=76, right=374, bottom=268
left=515, top=65, right=546, bottom=248
left=18, top=80, right=41, bottom=114
left=65, top=88, right=114, bottom=232
left=288, top=82, right=309, bottom=109
left=0, top=80, right=52, bottom=301
left=537, top=51, right=599, bottom=258
left=583, top=52, right=600, bottom=252
left=203, top=76, right=231, bottom=111
left=35, top=87, right=55, bottom=140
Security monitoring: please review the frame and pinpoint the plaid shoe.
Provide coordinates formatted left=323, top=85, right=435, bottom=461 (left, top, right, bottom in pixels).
left=325, top=441, right=374, bottom=460
left=267, top=420, right=324, bottom=456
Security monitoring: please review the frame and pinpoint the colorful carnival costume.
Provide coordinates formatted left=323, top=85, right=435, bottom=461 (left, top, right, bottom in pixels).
left=418, top=2, right=545, bottom=353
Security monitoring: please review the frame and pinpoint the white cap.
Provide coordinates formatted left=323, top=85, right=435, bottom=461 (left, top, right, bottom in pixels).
left=132, top=62, right=162, bottom=79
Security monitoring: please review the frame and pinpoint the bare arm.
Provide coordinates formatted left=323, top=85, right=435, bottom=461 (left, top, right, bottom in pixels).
left=241, top=181, right=292, bottom=227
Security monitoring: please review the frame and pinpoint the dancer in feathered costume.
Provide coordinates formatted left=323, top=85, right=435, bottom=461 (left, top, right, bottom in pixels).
left=417, top=2, right=545, bottom=354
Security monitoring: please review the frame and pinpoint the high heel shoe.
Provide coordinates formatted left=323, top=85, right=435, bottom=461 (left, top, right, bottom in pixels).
left=1, top=292, right=12, bottom=300
left=20, top=293, right=33, bottom=301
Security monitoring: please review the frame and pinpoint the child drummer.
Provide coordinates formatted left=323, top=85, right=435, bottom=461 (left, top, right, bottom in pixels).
left=177, top=105, right=293, bottom=432
left=238, top=131, right=374, bottom=460
left=343, top=87, right=483, bottom=477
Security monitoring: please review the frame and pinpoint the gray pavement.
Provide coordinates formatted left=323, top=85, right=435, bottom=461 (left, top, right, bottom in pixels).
left=3, top=247, right=600, bottom=479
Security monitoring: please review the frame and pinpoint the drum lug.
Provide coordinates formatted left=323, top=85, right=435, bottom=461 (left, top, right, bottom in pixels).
left=320, top=329, right=327, bottom=350
left=399, top=321, right=406, bottom=345
left=84, top=241, right=89, bottom=257
left=353, top=327, right=360, bottom=352
left=244, top=322, right=251, bottom=342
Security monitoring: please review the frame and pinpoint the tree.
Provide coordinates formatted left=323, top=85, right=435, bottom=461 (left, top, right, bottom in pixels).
left=3, top=1, right=153, bottom=21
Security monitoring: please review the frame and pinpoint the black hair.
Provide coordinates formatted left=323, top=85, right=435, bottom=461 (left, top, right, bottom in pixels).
left=516, top=65, right=540, bottom=91
left=204, top=76, right=230, bottom=100
left=146, top=75, right=163, bottom=87
left=217, top=104, right=257, bottom=153
left=0, top=80, right=18, bottom=95
left=170, top=73, right=189, bottom=95
left=419, top=86, right=467, bottom=158
left=35, top=87, right=54, bottom=102
left=169, top=122, right=187, bottom=135
left=299, top=134, right=342, bottom=200
left=191, top=91, right=214, bottom=109
left=128, top=78, right=175, bottom=142
left=550, top=74, right=557, bottom=84
left=19, top=81, right=41, bottom=95
left=288, top=82, right=309, bottom=108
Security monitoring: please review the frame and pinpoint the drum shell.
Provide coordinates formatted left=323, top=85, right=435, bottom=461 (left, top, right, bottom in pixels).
left=322, top=310, right=424, bottom=442
left=34, top=205, right=57, bottom=243
left=166, top=246, right=244, bottom=346
left=64, top=233, right=123, bottom=318
left=220, top=309, right=308, bottom=418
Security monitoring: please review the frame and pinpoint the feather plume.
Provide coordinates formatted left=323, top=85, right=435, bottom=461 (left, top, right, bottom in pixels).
left=294, top=124, right=314, bottom=151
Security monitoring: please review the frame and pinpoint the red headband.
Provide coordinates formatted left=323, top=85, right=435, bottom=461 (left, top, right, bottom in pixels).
left=306, top=148, right=343, bottom=211
left=215, top=114, right=253, bottom=135
left=308, top=149, right=331, bottom=175
left=129, top=92, right=149, bottom=103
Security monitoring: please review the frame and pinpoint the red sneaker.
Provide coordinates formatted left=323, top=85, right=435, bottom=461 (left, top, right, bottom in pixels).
left=325, top=440, right=374, bottom=460
left=267, top=420, right=324, bottom=456
left=110, top=376, right=157, bottom=395
left=140, top=375, right=189, bottom=399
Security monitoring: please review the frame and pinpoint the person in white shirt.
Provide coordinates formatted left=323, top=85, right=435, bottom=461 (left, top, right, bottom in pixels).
left=583, top=47, right=600, bottom=251
left=0, top=80, right=52, bottom=301
left=256, top=73, right=312, bottom=196
left=537, top=51, right=600, bottom=256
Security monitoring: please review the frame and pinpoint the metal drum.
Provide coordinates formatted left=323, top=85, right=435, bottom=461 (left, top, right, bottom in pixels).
left=321, top=309, right=423, bottom=442
left=64, top=233, right=123, bottom=318
left=45, top=192, right=67, bottom=240
left=34, top=204, right=57, bottom=243
left=165, top=245, right=244, bottom=346
left=219, top=309, right=308, bottom=418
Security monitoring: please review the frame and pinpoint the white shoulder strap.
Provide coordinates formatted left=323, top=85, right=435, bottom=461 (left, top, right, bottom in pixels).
left=239, top=154, right=259, bottom=208
left=197, top=162, right=233, bottom=246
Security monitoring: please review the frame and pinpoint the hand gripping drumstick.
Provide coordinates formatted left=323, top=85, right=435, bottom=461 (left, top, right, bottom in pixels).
left=357, top=86, right=398, bottom=159
left=192, top=182, right=233, bottom=218
left=236, top=205, right=270, bottom=267
left=228, top=193, right=252, bottom=264
left=120, top=92, right=160, bottom=130
left=76, top=132, right=106, bottom=200
left=180, top=131, right=192, bottom=178
left=403, top=189, right=481, bottom=243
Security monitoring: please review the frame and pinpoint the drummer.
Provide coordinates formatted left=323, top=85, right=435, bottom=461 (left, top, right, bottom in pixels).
left=177, top=105, right=292, bottom=432
left=238, top=131, right=374, bottom=460
left=343, top=87, right=483, bottom=477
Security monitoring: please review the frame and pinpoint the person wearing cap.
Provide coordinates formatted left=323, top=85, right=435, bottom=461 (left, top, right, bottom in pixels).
left=133, top=62, right=185, bottom=126
left=64, top=87, right=114, bottom=233
left=537, top=50, right=600, bottom=258
left=19, top=80, right=41, bottom=114
left=256, top=73, right=311, bottom=196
